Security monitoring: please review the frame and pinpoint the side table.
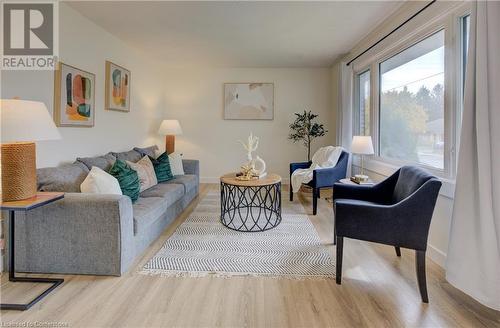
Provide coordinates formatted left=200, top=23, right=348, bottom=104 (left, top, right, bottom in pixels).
left=1, top=192, right=64, bottom=311
left=327, top=178, right=375, bottom=203
left=220, top=173, right=282, bottom=232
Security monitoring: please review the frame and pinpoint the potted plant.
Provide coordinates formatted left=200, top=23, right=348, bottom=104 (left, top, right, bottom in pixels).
left=288, top=110, right=327, bottom=161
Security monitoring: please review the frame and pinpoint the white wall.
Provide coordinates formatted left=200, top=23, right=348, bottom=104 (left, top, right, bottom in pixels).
left=161, top=67, right=333, bottom=182
left=1, top=3, right=166, bottom=168
left=1, top=4, right=334, bottom=182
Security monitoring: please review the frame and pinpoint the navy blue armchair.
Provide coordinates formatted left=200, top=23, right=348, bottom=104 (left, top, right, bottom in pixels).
left=333, top=166, right=442, bottom=303
left=290, top=150, right=349, bottom=215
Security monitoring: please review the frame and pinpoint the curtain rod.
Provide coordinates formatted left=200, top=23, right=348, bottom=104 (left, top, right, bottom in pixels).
left=346, top=0, right=437, bottom=66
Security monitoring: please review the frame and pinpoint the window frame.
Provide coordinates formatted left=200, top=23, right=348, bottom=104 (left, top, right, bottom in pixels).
left=353, top=69, right=371, bottom=136
left=350, top=2, right=472, bottom=181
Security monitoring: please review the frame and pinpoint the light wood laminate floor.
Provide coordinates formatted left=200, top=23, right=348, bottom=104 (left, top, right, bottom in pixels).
left=1, top=184, right=499, bottom=327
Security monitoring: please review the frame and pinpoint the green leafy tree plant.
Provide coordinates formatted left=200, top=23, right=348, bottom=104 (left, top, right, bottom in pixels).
left=288, top=110, right=327, bottom=161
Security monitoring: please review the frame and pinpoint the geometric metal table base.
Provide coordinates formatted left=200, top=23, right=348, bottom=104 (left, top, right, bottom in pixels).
left=1, top=210, right=64, bottom=311
left=1, top=276, right=64, bottom=311
left=220, top=180, right=282, bottom=232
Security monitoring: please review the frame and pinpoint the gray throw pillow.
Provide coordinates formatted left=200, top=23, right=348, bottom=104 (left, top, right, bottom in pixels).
left=37, top=163, right=89, bottom=192
left=76, top=153, right=116, bottom=171
left=134, top=145, right=159, bottom=158
left=110, top=149, right=142, bottom=163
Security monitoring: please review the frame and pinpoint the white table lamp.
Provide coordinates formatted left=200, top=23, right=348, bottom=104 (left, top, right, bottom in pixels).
left=1, top=99, right=61, bottom=201
left=158, top=120, right=182, bottom=154
left=351, top=135, right=374, bottom=179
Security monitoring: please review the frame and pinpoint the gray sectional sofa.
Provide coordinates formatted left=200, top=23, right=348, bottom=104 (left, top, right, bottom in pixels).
left=7, top=147, right=199, bottom=276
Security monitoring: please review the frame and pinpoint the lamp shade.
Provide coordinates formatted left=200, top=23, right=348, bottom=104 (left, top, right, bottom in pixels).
left=351, top=136, right=374, bottom=155
left=158, top=119, right=182, bottom=135
left=1, top=99, right=61, bottom=143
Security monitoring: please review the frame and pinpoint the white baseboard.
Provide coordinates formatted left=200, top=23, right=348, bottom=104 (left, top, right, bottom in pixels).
left=201, top=177, right=290, bottom=184
left=427, top=243, right=446, bottom=268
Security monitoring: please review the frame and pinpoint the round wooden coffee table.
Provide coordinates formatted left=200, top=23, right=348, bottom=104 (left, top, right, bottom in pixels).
left=220, top=173, right=282, bottom=232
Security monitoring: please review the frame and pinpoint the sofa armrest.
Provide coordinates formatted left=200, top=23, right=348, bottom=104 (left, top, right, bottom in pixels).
left=11, top=193, right=134, bottom=276
left=334, top=199, right=397, bottom=245
left=182, top=159, right=199, bottom=177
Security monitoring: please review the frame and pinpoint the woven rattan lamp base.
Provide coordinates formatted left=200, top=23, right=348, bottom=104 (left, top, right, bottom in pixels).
left=1, top=142, right=37, bottom=202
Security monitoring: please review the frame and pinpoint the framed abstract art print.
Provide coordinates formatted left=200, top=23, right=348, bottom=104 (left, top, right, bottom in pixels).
left=53, top=62, right=95, bottom=127
left=224, top=83, right=274, bottom=120
left=105, top=61, right=131, bottom=112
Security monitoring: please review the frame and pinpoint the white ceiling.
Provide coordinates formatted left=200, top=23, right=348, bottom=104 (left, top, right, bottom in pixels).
left=67, top=1, right=403, bottom=68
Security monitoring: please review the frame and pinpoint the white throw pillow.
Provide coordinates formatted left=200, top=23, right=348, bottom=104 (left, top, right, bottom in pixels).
left=168, top=152, right=184, bottom=175
left=126, top=156, right=158, bottom=192
left=80, top=166, right=122, bottom=195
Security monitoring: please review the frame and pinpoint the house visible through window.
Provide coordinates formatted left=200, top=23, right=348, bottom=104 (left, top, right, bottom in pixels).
left=355, top=70, right=370, bottom=136
left=379, top=30, right=445, bottom=170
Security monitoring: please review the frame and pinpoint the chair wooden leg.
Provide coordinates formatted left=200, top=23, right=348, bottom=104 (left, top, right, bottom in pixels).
left=395, top=246, right=401, bottom=257
left=333, top=220, right=337, bottom=245
left=336, top=236, right=343, bottom=284
left=415, top=250, right=429, bottom=303
left=313, top=188, right=318, bottom=215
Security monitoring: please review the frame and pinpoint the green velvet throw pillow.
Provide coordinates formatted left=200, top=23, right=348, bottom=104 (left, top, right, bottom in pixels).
left=109, top=159, right=140, bottom=202
left=149, top=152, right=173, bottom=183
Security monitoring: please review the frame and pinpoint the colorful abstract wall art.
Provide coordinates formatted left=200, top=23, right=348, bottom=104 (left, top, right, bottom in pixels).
left=54, top=62, right=95, bottom=127
left=224, top=83, right=274, bottom=120
left=105, top=61, right=131, bottom=112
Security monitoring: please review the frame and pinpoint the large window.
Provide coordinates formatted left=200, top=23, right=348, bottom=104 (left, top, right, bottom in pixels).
left=355, top=70, right=370, bottom=135
left=379, top=30, right=445, bottom=169
left=350, top=5, right=471, bottom=179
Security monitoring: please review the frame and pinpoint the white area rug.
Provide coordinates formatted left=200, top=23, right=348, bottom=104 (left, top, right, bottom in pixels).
left=140, top=192, right=335, bottom=279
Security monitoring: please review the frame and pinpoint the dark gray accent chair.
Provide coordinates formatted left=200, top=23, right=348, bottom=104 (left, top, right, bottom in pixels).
left=290, top=150, right=349, bottom=215
left=333, top=166, right=442, bottom=303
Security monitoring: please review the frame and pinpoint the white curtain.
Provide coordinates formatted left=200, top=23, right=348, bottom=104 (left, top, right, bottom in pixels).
left=336, top=61, right=354, bottom=176
left=446, top=1, right=500, bottom=310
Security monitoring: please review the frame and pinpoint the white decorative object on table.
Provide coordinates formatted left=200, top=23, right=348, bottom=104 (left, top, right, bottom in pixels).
left=237, top=133, right=267, bottom=180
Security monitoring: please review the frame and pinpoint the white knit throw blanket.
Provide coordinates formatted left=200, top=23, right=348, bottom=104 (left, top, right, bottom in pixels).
left=291, top=146, right=343, bottom=193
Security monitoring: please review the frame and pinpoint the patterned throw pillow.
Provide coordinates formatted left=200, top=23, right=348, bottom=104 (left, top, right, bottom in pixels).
left=126, top=156, right=158, bottom=192
left=149, top=152, right=173, bottom=182
left=109, top=159, right=140, bottom=202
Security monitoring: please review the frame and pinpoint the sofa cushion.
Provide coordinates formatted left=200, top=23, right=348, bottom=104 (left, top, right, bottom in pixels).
left=164, top=174, right=198, bottom=193
left=111, top=149, right=142, bottom=163
left=76, top=153, right=116, bottom=171
left=140, top=183, right=184, bottom=206
left=37, top=163, right=89, bottom=192
left=109, top=159, right=140, bottom=202
left=134, top=145, right=159, bottom=158
left=133, top=196, right=168, bottom=235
